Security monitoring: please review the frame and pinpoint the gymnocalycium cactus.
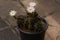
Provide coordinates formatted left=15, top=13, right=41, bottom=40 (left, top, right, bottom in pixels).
left=9, top=2, right=45, bottom=32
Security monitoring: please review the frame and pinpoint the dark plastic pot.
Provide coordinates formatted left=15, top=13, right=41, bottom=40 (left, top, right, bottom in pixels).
left=19, top=17, right=48, bottom=40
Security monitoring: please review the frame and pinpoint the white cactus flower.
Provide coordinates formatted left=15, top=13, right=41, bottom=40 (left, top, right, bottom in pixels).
left=29, top=2, right=36, bottom=7
left=27, top=6, right=35, bottom=13
left=9, top=10, right=17, bottom=16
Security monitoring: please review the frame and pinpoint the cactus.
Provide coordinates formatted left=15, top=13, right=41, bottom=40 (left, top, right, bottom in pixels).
left=10, top=1, right=45, bottom=32
left=16, top=12, right=44, bottom=32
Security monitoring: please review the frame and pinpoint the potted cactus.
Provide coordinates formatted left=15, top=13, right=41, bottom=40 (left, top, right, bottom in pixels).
left=9, top=2, right=48, bottom=40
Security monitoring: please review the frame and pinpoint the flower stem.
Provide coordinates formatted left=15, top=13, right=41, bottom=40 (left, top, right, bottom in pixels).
left=13, top=16, right=17, bottom=19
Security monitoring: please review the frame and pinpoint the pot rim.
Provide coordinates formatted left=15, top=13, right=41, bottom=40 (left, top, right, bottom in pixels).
left=19, top=17, right=48, bottom=34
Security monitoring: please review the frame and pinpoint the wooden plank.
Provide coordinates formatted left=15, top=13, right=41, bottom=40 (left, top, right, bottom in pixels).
left=44, top=16, right=60, bottom=40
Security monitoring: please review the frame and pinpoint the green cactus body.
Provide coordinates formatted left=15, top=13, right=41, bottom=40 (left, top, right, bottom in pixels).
left=16, top=12, right=44, bottom=32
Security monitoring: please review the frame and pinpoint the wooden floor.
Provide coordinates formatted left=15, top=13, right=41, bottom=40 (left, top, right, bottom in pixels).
left=0, top=0, right=60, bottom=40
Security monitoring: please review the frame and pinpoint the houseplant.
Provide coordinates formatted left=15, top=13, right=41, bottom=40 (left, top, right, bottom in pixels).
left=9, top=2, right=48, bottom=40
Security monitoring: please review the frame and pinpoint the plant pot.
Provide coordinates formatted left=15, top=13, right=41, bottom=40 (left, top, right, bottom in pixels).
left=18, top=17, right=48, bottom=40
